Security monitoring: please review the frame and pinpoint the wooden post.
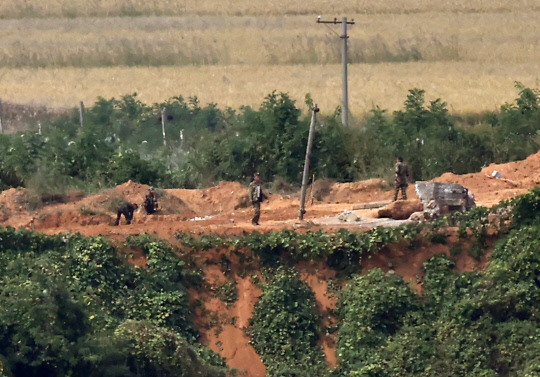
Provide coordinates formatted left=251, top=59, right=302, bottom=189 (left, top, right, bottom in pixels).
left=161, top=107, right=167, bottom=147
left=299, top=104, right=319, bottom=220
left=0, top=98, right=3, bottom=133
left=79, top=101, right=85, bottom=127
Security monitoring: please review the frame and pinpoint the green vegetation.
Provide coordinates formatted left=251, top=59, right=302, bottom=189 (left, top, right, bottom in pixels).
left=175, top=210, right=495, bottom=272
left=249, top=267, right=327, bottom=377
left=0, top=84, right=539, bottom=199
left=331, top=226, right=540, bottom=377
left=0, top=229, right=226, bottom=377
left=215, top=281, right=238, bottom=306
left=1, top=189, right=540, bottom=376
left=330, top=189, right=540, bottom=377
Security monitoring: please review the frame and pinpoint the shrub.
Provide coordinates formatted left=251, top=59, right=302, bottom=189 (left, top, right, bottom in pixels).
left=249, top=267, right=327, bottom=377
left=336, top=269, right=420, bottom=372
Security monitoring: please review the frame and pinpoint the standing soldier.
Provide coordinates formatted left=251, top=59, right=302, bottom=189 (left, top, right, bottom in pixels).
left=394, top=156, right=410, bottom=201
left=248, top=172, right=267, bottom=225
left=114, top=202, right=138, bottom=225
left=143, top=187, right=159, bottom=214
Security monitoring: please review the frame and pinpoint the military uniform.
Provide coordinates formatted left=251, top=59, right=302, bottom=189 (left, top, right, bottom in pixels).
left=143, top=191, right=159, bottom=214
left=248, top=180, right=266, bottom=225
left=394, top=161, right=410, bottom=201
left=115, top=202, right=138, bottom=225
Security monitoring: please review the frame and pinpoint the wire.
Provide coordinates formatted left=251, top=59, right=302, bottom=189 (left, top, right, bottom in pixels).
left=323, top=22, right=341, bottom=38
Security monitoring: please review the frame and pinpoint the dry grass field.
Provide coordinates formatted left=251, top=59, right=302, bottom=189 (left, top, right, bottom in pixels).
left=0, top=0, right=539, bottom=115
left=1, top=0, right=538, bottom=18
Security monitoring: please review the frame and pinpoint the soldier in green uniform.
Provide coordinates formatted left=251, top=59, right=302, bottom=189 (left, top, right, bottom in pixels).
left=143, top=187, right=159, bottom=214
left=114, top=202, right=138, bottom=225
left=248, top=172, right=267, bottom=225
left=393, top=156, right=410, bottom=201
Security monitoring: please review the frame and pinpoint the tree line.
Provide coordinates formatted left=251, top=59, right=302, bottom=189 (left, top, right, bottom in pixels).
left=0, top=83, right=538, bottom=199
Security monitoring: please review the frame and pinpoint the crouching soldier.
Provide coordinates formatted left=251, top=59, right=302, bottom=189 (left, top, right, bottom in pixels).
left=143, top=187, right=159, bottom=214
left=114, top=202, right=138, bottom=225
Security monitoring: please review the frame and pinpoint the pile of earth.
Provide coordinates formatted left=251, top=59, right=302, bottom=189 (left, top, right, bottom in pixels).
left=434, top=150, right=540, bottom=205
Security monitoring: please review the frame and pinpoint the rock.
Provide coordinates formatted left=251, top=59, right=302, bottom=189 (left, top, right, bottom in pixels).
left=377, top=200, right=423, bottom=220
left=487, top=213, right=500, bottom=225
left=415, top=181, right=475, bottom=219
left=409, top=211, right=426, bottom=221
left=338, top=210, right=361, bottom=222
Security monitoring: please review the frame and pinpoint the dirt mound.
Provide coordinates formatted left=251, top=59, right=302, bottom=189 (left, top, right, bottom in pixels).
left=0, top=188, right=28, bottom=216
left=34, top=210, right=113, bottom=229
left=169, top=181, right=248, bottom=216
left=324, top=179, right=393, bottom=203
left=377, top=200, right=423, bottom=220
left=433, top=150, right=540, bottom=205
left=81, top=180, right=194, bottom=216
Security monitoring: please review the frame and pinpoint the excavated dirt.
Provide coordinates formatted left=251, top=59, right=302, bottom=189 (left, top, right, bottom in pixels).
left=433, top=150, right=540, bottom=206
left=1, top=150, right=539, bottom=377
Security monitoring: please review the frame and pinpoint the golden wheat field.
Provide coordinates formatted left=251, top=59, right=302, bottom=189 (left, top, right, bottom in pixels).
left=0, top=0, right=539, bottom=115
left=1, top=0, right=538, bottom=18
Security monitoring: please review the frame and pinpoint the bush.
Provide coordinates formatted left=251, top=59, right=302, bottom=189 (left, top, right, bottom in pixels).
left=0, top=228, right=223, bottom=377
left=336, top=269, right=419, bottom=373
left=249, top=267, right=327, bottom=377
left=509, top=187, right=540, bottom=227
left=114, top=320, right=226, bottom=377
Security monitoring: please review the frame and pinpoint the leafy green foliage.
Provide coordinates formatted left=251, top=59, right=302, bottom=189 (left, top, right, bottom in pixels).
left=1, top=84, right=539, bottom=192
left=487, top=82, right=540, bottom=163
left=332, top=199, right=540, bottom=377
left=335, top=269, right=420, bottom=375
left=0, top=227, right=225, bottom=377
left=215, top=281, right=238, bottom=305
left=0, top=185, right=539, bottom=377
left=249, top=267, right=327, bottom=377
left=114, top=320, right=225, bottom=377
left=508, top=186, right=540, bottom=227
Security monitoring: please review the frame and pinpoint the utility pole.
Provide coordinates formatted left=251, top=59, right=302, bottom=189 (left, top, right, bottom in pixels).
left=298, top=104, right=319, bottom=220
left=161, top=107, right=167, bottom=147
left=317, top=16, right=355, bottom=127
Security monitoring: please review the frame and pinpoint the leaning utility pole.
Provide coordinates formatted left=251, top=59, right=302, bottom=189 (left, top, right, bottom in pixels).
left=317, top=16, right=355, bottom=127
left=298, top=104, right=319, bottom=220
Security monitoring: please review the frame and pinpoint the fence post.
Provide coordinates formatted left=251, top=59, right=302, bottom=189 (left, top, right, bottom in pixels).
left=79, top=101, right=85, bottom=127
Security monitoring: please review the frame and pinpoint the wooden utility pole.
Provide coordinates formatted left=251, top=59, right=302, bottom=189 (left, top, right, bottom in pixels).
left=317, top=16, right=355, bottom=127
left=79, top=101, right=85, bottom=127
left=161, top=107, right=167, bottom=147
left=298, top=104, right=319, bottom=220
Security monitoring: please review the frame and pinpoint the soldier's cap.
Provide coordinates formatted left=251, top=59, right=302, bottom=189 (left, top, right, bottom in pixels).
left=149, top=186, right=155, bottom=191
left=254, top=172, right=260, bottom=177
